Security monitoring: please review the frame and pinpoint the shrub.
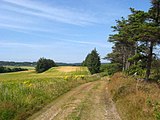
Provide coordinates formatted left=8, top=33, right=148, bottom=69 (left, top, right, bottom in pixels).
left=36, top=58, right=56, bottom=73
left=101, top=63, right=121, bottom=75
left=125, top=64, right=145, bottom=77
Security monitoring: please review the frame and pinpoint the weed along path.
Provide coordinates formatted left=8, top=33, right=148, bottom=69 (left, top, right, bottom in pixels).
left=28, top=80, right=121, bottom=120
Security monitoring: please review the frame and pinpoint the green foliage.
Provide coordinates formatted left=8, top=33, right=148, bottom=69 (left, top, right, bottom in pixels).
left=82, top=54, right=91, bottom=66
left=125, top=64, right=145, bottom=76
left=155, top=112, right=160, bottom=120
left=1, top=109, right=15, bottom=120
left=0, top=66, right=28, bottom=73
left=128, top=54, right=142, bottom=62
left=36, top=58, right=56, bottom=73
left=100, top=64, right=107, bottom=72
left=101, top=63, right=122, bottom=75
left=106, top=0, right=160, bottom=80
left=84, top=49, right=101, bottom=74
left=146, top=97, right=160, bottom=120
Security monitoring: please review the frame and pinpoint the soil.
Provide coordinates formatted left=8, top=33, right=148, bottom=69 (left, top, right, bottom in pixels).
left=28, top=80, right=121, bottom=120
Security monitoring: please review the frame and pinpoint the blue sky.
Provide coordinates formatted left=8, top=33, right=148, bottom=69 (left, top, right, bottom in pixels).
left=0, top=0, right=150, bottom=63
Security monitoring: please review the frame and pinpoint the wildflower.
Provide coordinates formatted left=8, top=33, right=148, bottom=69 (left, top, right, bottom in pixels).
left=28, top=83, right=32, bottom=87
left=75, top=75, right=79, bottom=79
left=80, top=75, right=85, bottom=79
left=64, top=76, right=68, bottom=80
left=23, top=81, right=27, bottom=84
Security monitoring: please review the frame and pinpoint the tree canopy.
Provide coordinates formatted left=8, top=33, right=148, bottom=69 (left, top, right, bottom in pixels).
left=106, top=0, right=160, bottom=80
left=83, top=49, right=101, bottom=74
left=36, top=58, right=56, bottom=73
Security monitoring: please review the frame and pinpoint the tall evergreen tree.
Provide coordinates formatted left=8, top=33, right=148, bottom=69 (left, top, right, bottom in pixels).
left=82, top=53, right=91, bottom=66
left=107, top=17, right=136, bottom=71
left=85, top=49, right=101, bottom=74
left=106, top=0, right=160, bottom=80
left=128, top=8, right=160, bottom=80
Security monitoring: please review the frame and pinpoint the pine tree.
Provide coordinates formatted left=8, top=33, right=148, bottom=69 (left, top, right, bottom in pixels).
left=107, top=2, right=160, bottom=80
left=86, top=49, right=101, bottom=74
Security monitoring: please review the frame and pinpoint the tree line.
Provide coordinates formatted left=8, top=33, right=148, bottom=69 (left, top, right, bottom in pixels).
left=0, top=61, right=36, bottom=66
left=105, top=0, right=160, bottom=80
left=0, top=66, right=28, bottom=73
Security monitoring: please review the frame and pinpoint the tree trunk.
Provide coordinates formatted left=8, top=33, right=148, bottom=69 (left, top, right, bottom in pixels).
left=155, top=0, right=160, bottom=25
left=145, top=41, right=154, bottom=80
left=122, top=46, right=126, bottom=71
left=122, top=53, right=125, bottom=71
left=125, top=60, right=130, bottom=70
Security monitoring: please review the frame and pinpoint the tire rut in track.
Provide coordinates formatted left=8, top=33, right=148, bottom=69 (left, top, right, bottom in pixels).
left=28, top=80, right=121, bottom=120
left=28, top=81, right=99, bottom=120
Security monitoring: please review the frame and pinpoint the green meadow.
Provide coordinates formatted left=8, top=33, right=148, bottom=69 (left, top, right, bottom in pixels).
left=0, top=66, right=100, bottom=120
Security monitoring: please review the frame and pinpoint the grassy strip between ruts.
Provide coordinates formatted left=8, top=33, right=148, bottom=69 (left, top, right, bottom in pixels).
left=65, top=81, right=105, bottom=120
left=108, top=72, right=160, bottom=120
left=0, top=67, right=101, bottom=120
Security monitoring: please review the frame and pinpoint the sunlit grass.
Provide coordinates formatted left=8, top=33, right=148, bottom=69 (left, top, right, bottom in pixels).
left=0, top=66, right=99, bottom=120
left=0, top=66, right=89, bottom=81
left=108, top=73, right=160, bottom=120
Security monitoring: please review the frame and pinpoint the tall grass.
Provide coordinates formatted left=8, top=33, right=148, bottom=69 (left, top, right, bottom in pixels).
left=108, top=73, right=160, bottom=120
left=0, top=66, right=99, bottom=120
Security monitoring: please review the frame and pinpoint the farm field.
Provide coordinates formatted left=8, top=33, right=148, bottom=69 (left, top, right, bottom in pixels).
left=0, top=66, right=89, bottom=81
left=0, top=66, right=99, bottom=120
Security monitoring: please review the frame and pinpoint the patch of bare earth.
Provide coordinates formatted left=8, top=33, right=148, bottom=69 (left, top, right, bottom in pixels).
left=68, top=80, right=121, bottom=120
left=28, top=80, right=121, bottom=120
left=56, top=66, right=81, bottom=72
left=105, top=87, right=121, bottom=120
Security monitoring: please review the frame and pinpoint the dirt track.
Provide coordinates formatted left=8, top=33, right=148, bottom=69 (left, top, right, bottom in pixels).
left=28, top=80, right=121, bottom=120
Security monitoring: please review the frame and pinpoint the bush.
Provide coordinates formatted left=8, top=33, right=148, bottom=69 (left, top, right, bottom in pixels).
left=125, top=64, right=145, bottom=77
left=101, top=63, right=122, bottom=75
left=0, top=66, right=5, bottom=73
left=36, top=58, right=56, bottom=73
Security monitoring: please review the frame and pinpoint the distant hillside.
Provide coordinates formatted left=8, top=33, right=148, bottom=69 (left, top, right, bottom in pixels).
left=0, top=61, right=81, bottom=67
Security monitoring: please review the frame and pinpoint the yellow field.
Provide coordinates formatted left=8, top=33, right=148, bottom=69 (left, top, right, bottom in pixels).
left=0, top=66, right=90, bottom=82
left=56, top=66, right=83, bottom=72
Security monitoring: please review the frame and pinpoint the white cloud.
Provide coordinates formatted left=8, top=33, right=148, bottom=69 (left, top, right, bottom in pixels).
left=0, top=41, right=50, bottom=48
left=1, top=0, right=98, bottom=26
left=61, top=39, right=109, bottom=48
left=0, top=23, right=57, bottom=34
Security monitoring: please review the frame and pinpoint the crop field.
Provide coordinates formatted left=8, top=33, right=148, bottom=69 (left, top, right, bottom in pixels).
left=0, top=66, right=100, bottom=120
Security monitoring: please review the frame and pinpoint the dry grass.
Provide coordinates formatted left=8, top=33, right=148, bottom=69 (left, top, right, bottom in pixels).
left=56, top=66, right=83, bottom=72
left=108, top=72, right=160, bottom=120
